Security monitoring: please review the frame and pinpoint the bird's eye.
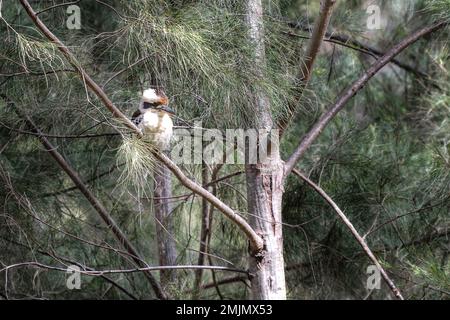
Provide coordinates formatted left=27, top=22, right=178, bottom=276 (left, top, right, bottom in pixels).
left=143, top=102, right=152, bottom=109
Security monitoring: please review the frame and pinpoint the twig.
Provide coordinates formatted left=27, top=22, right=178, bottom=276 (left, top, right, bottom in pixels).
left=188, top=275, right=249, bottom=293
left=94, top=0, right=127, bottom=20
left=191, top=261, right=312, bottom=293
left=0, top=69, right=76, bottom=77
left=287, top=21, right=430, bottom=79
left=6, top=98, right=167, bottom=299
left=284, top=21, right=447, bottom=178
left=20, top=0, right=142, bottom=136
left=278, top=0, right=336, bottom=134
left=41, top=162, right=124, bottom=197
left=292, top=168, right=404, bottom=300
left=152, top=170, right=244, bottom=201
left=153, top=152, right=264, bottom=252
left=1, top=262, right=249, bottom=276
left=282, top=30, right=379, bottom=59
left=36, top=0, right=82, bottom=15
left=193, top=163, right=211, bottom=298
left=366, top=200, right=449, bottom=237
left=102, top=55, right=151, bottom=89
left=0, top=236, right=138, bottom=300
left=0, top=120, right=119, bottom=138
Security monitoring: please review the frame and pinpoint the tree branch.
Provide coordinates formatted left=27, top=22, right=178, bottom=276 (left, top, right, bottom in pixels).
left=19, top=0, right=141, bottom=136
left=190, top=275, right=249, bottom=292
left=0, top=236, right=138, bottom=300
left=41, top=162, right=124, bottom=198
left=102, top=54, right=151, bottom=89
left=292, top=169, right=404, bottom=300
left=283, top=30, right=379, bottom=59
left=1, top=262, right=249, bottom=276
left=287, top=21, right=430, bottom=79
left=153, top=152, right=263, bottom=252
left=0, top=120, right=119, bottom=139
left=193, top=163, right=212, bottom=298
left=191, top=261, right=313, bottom=293
left=19, top=0, right=263, bottom=253
left=278, top=0, right=336, bottom=134
left=152, top=170, right=244, bottom=202
left=36, top=0, right=82, bottom=15
left=284, top=21, right=447, bottom=177
left=7, top=98, right=167, bottom=299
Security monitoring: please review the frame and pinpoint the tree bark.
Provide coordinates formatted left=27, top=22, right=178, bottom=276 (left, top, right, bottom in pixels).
left=193, top=163, right=211, bottom=298
left=153, top=161, right=177, bottom=289
left=245, top=0, right=286, bottom=300
left=246, top=161, right=286, bottom=299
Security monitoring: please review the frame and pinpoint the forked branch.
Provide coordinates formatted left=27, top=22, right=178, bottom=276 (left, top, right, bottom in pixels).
left=284, top=21, right=447, bottom=177
left=153, top=152, right=263, bottom=252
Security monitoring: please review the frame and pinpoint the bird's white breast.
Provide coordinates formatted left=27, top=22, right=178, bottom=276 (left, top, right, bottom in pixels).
left=140, top=111, right=173, bottom=149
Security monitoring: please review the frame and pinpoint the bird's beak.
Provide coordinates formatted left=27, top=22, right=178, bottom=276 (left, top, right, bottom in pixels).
left=160, top=105, right=176, bottom=115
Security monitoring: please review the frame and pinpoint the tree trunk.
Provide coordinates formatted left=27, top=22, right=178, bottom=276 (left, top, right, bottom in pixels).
left=193, top=163, right=211, bottom=298
left=245, top=0, right=287, bottom=300
left=153, top=161, right=177, bottom=288
left=246, top=160, right=286, bottom=299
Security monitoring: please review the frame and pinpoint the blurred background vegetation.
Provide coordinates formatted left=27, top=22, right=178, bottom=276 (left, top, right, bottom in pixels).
left=0, top=0, right=449, bottom=299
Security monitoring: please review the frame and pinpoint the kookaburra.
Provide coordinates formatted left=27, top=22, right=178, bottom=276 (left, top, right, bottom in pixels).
left=132, top=88, right=175, bottom=149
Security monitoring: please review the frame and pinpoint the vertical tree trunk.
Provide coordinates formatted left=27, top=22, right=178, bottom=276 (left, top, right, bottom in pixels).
left=246, top=161, right=286, bottom=299
left=193, top=163, right=211, bottom=298
left=245, top=0, right=287, bottom=300
left=153, top=161, right=177, bottom=288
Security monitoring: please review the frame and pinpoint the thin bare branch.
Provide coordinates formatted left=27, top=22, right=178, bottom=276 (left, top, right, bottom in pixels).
left=102, top=54, right=151, bottom=89
left=278, top=0, right=336, bottom=134
left=1, top=262, right=249, bottom=276
left=0, top=120, right=119, bottom=138
left=193, top=163, right=211, bottom=298
left=20, top=0, right=142, bottom=136
left=41, top=163, right=124, bottom=197
left=287, top=21, right=430, bottom=79
left=0, top=236, right=138, bottom=300
left=36, top=0, right=81, bottom=15
left=292, top=168, right=404, bottom=300
left=7, top=99, right=167, bottom=299
left=152, top=170, right=244, bottom=201
left=284, top=21, right=447, bottom=177
left=153, top=152, right=264, bottom=252
left=282, top=30, right=379, bottom=59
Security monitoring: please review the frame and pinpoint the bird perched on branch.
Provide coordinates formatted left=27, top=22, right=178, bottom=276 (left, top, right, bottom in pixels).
left=132, top=88, right=175, bottom=149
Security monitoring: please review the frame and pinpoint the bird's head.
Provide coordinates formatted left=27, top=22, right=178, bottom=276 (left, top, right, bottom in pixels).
left=139, top=88, right=175, bottom=115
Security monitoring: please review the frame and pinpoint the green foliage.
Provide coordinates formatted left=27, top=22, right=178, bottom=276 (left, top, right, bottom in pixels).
left=409, top=255, right=450, bottom=296
left=0, top=0, right=449, bottom=300
left=425, top=0, right=450, bottom=23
